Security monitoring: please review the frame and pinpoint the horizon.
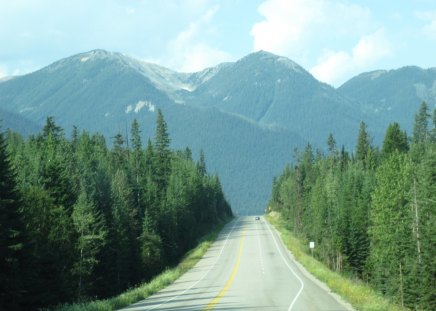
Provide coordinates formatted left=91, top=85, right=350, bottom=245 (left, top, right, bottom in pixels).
left=2, top=48, right=436, bottom=89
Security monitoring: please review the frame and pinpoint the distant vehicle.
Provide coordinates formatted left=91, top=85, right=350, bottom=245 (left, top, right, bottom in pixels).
left=255, top=216, right=260, bottom=220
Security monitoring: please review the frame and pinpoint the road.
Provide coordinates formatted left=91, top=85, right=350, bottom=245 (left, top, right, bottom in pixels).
left=122, top=216, right=353, bottom=311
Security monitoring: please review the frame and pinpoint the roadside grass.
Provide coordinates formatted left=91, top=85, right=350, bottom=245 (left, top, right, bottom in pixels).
left=53, top=218, right=231, bottom=311
left=266, top=212, right=408, bottom=311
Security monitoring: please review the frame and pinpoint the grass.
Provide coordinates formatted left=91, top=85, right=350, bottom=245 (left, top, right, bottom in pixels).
left=53, top=218, right=231, bottom=311
left=266, top=212, right=409, bottom=311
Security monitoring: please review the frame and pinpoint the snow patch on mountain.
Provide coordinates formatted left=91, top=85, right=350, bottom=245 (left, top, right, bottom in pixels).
left=125, top=100, right=155, bottom=114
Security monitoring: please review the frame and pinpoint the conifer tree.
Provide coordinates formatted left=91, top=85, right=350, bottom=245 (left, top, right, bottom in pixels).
left=0, top=131, right=26, bottom=310
left=327, top=133, right=337, bottom=155
left=355, top=121, right=371, bottom=164
left=71, top=190, right=107, bottom=299
left=413, top=102, right=430, bottom=144
left=154, top=110, right=171, bottom=194
left=382, top=123, right=408, bottom=158
left=197, top=149, right=207, bottom=176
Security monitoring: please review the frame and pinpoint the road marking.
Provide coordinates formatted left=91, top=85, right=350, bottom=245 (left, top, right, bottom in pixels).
left=204, top=226, right=246, bottom=311
left=256, top=220, right=265, bottom=275
left=265, top=220, right=304, bottom=311
left=137, top=219, right=241, bottom=311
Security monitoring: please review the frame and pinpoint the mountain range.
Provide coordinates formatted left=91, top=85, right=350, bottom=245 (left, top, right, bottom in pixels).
left=1, top=49, right=435, bottom=214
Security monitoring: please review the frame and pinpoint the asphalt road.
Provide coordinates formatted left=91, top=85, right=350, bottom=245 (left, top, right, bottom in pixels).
left=121, top=216, right=353, bottom=311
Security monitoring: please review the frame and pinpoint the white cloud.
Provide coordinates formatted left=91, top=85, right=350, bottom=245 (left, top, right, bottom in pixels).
left=310, top=29, right=391, bottom=86
left=251, top=0, right=372, bottom=56
left=415, top=10, right=436, bottom=40
left=165, top=4, right=233, bottom=72
left=251, top=0, right=393, bottom=86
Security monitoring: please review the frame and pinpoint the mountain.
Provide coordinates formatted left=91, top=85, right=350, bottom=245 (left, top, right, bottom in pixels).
left=338, top=66, right=436, bottom=133
left=0, top=107, right=40, bottom=135
left=183, top=51, right=378, bottom=147
left=1, top=49, right=433, bottom=214
left=0, top=50, right=306, bottom=215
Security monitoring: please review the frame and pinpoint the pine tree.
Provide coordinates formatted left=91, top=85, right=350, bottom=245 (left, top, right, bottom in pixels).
left=0, top=131, right=26, bottom=310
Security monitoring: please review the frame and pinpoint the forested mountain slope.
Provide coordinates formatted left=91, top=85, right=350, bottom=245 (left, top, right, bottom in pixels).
left=338, top=66, right=436, bottom=133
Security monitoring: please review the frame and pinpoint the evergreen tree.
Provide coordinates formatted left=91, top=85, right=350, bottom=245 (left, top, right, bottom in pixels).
left=0, top=131, right=26, bottom=310
left=431, top=108, right=436, bottom=143
left=111, top=169, right=137, bottom=289
left=112, top=132, right=126, bottom=170
left=154, top=110, right=171, bottom=194
left=368, top=152, right=414, bottom=305
left=327, top=133, right=337, bottom=155
left=355, top=121, right=371, bottom=164
left=382, top=122, right=408, bottom=158
left=197, top=149, right=207, bottom=176
left=41, top=116, right=63, bottom=142
left=71, top=190, right=107, bottom=299
left=139, top=209, right=162, bottom=279
left=413, top=102, right=430, bottom=144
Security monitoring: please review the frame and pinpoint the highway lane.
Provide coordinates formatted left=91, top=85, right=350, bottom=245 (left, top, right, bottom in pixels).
left=121, top=216, right=353, bottom=311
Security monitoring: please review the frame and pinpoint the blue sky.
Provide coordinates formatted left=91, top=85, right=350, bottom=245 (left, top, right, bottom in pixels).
left=0, top=0, right=435, bottom=86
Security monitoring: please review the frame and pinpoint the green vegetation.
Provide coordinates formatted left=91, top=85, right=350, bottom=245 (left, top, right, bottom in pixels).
left=268, top=102, right=435, bottom=310
left=53, top=221, right=227, bottom=311
left=267, top=213, right=407, bottom=311
left=0, top=110, right=232, bottom=310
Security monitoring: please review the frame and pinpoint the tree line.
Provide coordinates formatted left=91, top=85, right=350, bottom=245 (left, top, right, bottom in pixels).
left=269, top=102, right=435, bottom=310
left=0, top=110, right=232, bottom=310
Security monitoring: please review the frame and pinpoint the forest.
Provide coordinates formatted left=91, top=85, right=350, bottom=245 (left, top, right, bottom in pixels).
left=269, top=102, right=435, bottom=310
left=0, top=110, right=232, bottom=310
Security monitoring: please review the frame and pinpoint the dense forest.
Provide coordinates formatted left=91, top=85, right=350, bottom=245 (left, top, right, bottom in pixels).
left=0, top=110, right=232, bottom=310
left=269, top=102, right=435, bottom=310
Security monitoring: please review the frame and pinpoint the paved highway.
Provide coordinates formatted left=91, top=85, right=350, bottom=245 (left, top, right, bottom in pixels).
left=122, top=216, right=353, bottom=310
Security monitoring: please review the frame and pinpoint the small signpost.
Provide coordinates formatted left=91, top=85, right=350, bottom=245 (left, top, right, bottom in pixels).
left=309, top=241, right=315, bottom=257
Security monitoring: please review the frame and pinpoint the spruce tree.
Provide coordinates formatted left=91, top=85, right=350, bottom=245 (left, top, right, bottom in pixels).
left=71, top=190, right=107, bottom=299
left=154, top=110, right=171, bottom=194
left=382, top=122, right=409, bottom=158
left=197, top=149, right=207, bottom=176
left=413, top=102, right=430, bottom=144
left=327, top=133, right=337, bottom=155
left=355, top=121, right=371, bottom=164
left=0, top=131, right=26, bottom=310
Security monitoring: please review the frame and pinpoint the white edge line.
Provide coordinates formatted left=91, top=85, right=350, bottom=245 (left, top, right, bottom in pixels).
left=256, top=220, right=265, bottom=274
left=265, top=219, right=304, bottom=311
left=143, top=218, right=241, bottom=310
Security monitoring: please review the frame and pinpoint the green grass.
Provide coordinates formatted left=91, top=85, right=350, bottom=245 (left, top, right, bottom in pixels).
left=266, top=212, right=409, bottom=311
left=53, top=219, right=231, bottom=311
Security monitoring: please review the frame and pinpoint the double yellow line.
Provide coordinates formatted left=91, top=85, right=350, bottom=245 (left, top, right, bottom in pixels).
left=204, top=226, right=246, bottom=310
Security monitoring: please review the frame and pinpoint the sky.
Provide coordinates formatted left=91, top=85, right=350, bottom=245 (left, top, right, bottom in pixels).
left=0, top=0, right=435, bottom=87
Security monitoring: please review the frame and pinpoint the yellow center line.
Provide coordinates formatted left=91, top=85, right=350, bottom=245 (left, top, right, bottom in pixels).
left=204, top=226, right=246, bottom=311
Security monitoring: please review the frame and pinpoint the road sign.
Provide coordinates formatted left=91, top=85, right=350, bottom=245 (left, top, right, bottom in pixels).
left=309, top=241, right=315, bottom=249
